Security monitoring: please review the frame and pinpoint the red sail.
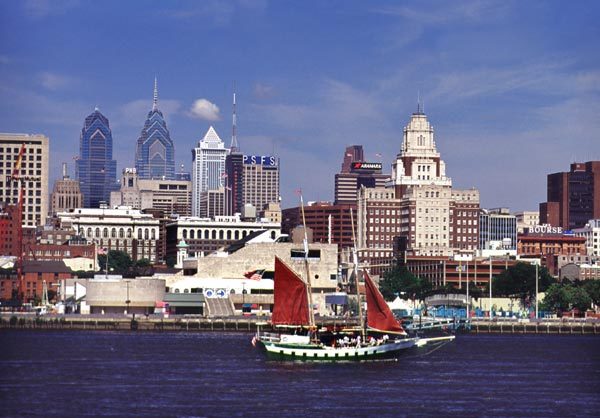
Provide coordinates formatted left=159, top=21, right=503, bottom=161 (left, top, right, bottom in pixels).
left=271, top=257, right=310, bottom=326
left=364, top=271, right=405, bottom=333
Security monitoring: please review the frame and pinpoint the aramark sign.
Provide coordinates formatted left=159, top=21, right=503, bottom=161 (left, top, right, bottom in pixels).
left=351, top=162, right=382, bottom=171
left=529, top=223, right=563, bottom=234
left=243, top=155, right=277, bottom=166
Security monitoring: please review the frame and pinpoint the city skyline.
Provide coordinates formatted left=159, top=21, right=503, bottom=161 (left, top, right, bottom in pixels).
left=1, top=1, right=599, bottom=211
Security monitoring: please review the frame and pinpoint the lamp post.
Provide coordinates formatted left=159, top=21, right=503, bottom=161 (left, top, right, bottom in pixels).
left=489, top=255, right=493, bottom=319
left=125, top=280, right=131, bottom=315
left=535, top=263, right=539, bottom=319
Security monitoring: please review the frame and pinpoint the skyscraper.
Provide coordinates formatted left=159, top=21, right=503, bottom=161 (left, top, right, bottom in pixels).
left=192, top=126, right=227, bottom=217
left=76, top=108, right=118, bottom=208
left=135, top=78, right=176, bottom=180
left=334, top=145, right=388, bottom=205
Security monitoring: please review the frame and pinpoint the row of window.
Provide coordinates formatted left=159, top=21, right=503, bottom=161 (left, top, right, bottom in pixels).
left=81, top=227, right=157, bottom=240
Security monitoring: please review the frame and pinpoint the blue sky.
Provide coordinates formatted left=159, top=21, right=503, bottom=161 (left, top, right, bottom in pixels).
left=1, top=0, right=599, bottom=211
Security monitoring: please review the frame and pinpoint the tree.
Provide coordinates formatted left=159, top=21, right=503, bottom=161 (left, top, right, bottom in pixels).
left=541, top=283, right=592, bottom=314
left=493, top=262, right=555, bottom=307
left=567, top=286, right=592, bottom=312
left=98, top=250, right=133, bottom=275
left=583, top=280, right=600, bottom=307
left=379, top=266, right=431, bottom=302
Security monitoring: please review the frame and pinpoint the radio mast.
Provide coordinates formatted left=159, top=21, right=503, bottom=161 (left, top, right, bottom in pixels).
left=230, top=83, right=239, bottom=153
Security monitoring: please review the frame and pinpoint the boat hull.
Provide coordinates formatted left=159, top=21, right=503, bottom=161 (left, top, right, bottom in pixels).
left=261, top=338, right=418, bottom=361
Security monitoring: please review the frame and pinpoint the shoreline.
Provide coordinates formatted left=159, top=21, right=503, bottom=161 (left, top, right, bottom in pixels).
left=1, top=314, right=599, bottom=335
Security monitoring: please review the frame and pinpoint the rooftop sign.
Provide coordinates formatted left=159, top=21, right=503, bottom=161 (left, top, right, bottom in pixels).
left=351, top=162, right=382, bottom=171
left=243, top=155, right=277, bottom=167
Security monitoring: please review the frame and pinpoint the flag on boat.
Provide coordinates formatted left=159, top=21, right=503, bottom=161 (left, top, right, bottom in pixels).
left=244, top=269, right=265, bottom=280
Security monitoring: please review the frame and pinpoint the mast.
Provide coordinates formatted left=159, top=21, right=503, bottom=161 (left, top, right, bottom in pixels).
left=350, top=208, right=365, bottom=338
left=299, top=192, right=315, bottom=329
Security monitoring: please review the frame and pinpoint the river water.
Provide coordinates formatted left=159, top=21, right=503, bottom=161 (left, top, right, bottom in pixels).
left=0, top=331, right=598, bottom=417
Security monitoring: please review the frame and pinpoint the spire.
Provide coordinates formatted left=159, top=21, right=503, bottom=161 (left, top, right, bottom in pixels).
left=230, top=82, right=239, bottom=152
left=152, top=76, right=158, bottom=111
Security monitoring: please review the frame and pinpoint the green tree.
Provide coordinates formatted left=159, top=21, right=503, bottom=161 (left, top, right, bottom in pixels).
left=583, top=280, right=600, bottom=307
left=541, top=283, right=570, bottom=313
left=379, top=266, right=431, bottom=302
left=567, top=286, right=592, bottom=312
left=98, top=250, right=133, bottom=275
left=493, top=262, right=555, bottom=307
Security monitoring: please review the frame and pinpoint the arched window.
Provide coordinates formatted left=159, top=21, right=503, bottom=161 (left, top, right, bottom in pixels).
left=95, top=228, right=101, bottom=238
left=144, top=229, right=149, bottom=240
left=138, top=229, right=143, bottom=240
left=234, top=231, right=239, bottom=240
left=271, top=231, right=276, bottom=240
left=190, top=229, right=195, bottom=239
left=227, top=230, right=231, bottom=240
left=103, top=228, right=108, bottom=238
left=204, top=230, right=209, bottom=239
left=111, top=228, right=117, bottom=238
left=219, top=230, right=224, bottom=240
left=211, top=230, right=216, bottom=239
left=242, top=231, right=247, bottom=238
left=127, top=228, right=132, bottom=238
left=151, top=229, right=156, bottom=240
left=87, top=228, right=92, bottom=237
left=119, top=228, right=124, bottom=238
left=182, top=229, right=187, bottom=239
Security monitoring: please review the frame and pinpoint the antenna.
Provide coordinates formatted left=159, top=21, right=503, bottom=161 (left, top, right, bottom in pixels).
left=230, top=82, right=239, bottom=152
left=152, top=76, right=158, bottom=111
left=417, top=90, right=422, bottom=114
left=62, top=162, right=67, bottom=179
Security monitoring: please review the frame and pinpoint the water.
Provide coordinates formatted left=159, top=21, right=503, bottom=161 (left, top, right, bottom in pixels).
left=0, top=331, right=598, bottom=417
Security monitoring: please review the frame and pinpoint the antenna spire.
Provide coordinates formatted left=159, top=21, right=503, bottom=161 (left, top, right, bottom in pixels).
left=417, top=90, right=421, bottom=114
left=230, top=82, right=239, bottom=152
left=152, top=76, right=158, bottom=111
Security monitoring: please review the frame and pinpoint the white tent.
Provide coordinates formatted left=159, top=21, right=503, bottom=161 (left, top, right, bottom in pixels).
left=387, top=296, right=413, bottom=312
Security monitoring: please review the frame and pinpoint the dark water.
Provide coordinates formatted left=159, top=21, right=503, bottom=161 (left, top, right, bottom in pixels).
left=0, top=331, right=599, bottom=417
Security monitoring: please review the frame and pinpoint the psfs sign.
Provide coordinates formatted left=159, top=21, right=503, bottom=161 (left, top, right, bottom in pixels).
left=243, top=155, right=277, bottom=166
left=351, top=162, right=382, bottom=171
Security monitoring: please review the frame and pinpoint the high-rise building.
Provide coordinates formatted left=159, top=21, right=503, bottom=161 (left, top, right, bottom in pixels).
left=0, top=133, right=49, bottom=226
left=573, top=219, right=600, bottom=257
left=51, top=163, right=82, bottom=215
left=192, top=126, right=228, bottom=217
left=76, top=108, right=118, bottom=208
left=135, top=78, right=176, bottom=180
left=334, top=145, right=388, bottom=205
left=240, top=155, right=280, bottom=215
left=225, top=152, right=244, bottom=215
left=357, top=109, right=480, bottom=269
left=540, top=161, right=600, bottom=229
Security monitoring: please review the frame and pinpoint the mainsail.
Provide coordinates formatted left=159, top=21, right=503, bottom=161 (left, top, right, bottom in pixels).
left=364, top=271, right=405, bottom=334
left=271, top=257, right=310, bottom=326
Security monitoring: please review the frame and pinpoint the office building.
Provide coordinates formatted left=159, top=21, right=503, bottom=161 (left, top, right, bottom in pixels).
left=573, top=219, right=600, bottom=257
left=479, top=208, right=517, bottom=252
left=135, top=79, right=176, bottom=179
left=334, top=145, right=388, bottom=205
left=76, top=108, right=118, bottom=208
left=241, top=155, right=280, bottom=215
left=515, top=211, right=540, bottom=233
left=225, top=153, right=244, bottom=215
left=0, top=133, right=49, bottom=226
left=110, top=168, right=192, bottom=216
left=192, top=126, right=227, bottom=217
left=540, top=161, right=600, bottom=229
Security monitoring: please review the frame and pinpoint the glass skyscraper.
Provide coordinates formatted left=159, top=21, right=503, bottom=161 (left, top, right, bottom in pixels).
left=135, top=78, right=175, bottom=180
left=76, top=108, right=118, bottom=208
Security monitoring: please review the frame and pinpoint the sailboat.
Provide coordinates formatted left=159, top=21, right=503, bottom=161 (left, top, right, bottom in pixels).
left=254, top=257, right=428, bottom=361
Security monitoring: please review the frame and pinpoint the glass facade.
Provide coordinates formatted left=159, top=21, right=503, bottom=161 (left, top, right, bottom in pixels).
left=479, top=211, right=517, bottom=250
left=135, top=80, right=175, bottom=179
left=76, top=109, right=118, bottom=208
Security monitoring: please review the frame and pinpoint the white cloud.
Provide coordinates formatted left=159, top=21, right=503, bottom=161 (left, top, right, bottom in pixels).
left=188, top=99, right=220, bottom=121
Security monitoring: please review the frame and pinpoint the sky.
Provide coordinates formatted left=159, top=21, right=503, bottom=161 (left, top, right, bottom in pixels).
left=1, top=0, right=599, bottom=212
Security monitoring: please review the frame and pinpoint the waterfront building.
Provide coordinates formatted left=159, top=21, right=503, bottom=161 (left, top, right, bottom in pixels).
left=0, top=133, right=49, bottom=226
left=515, top=210, right=540, bottom=233
left=110, top=168, right=192, bottom=216
left=135, top=79, right=176, bottom=180
left=540, top=161, right=600, bottom=229
left=57, top=206, right=160, bottom=262
left=51, top=163, right=82, bottom=215
left=334, top=145, right=388, bottom=205
left=165, top=214, right=281, bottom=260
left=518, top=231, right=586, bottom=276
left=0, top=260, right=71, bottom=304
left=573, top=219, right=600, bottom=257
left=479, top=208, right=517, bottom=253
left=192, top=126, right=228, bottom=217
left=76, top=109, right=118, bottom=208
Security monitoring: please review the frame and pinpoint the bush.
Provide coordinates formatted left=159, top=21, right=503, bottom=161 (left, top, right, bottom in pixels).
left=9, top=315, right=17, bottom=327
